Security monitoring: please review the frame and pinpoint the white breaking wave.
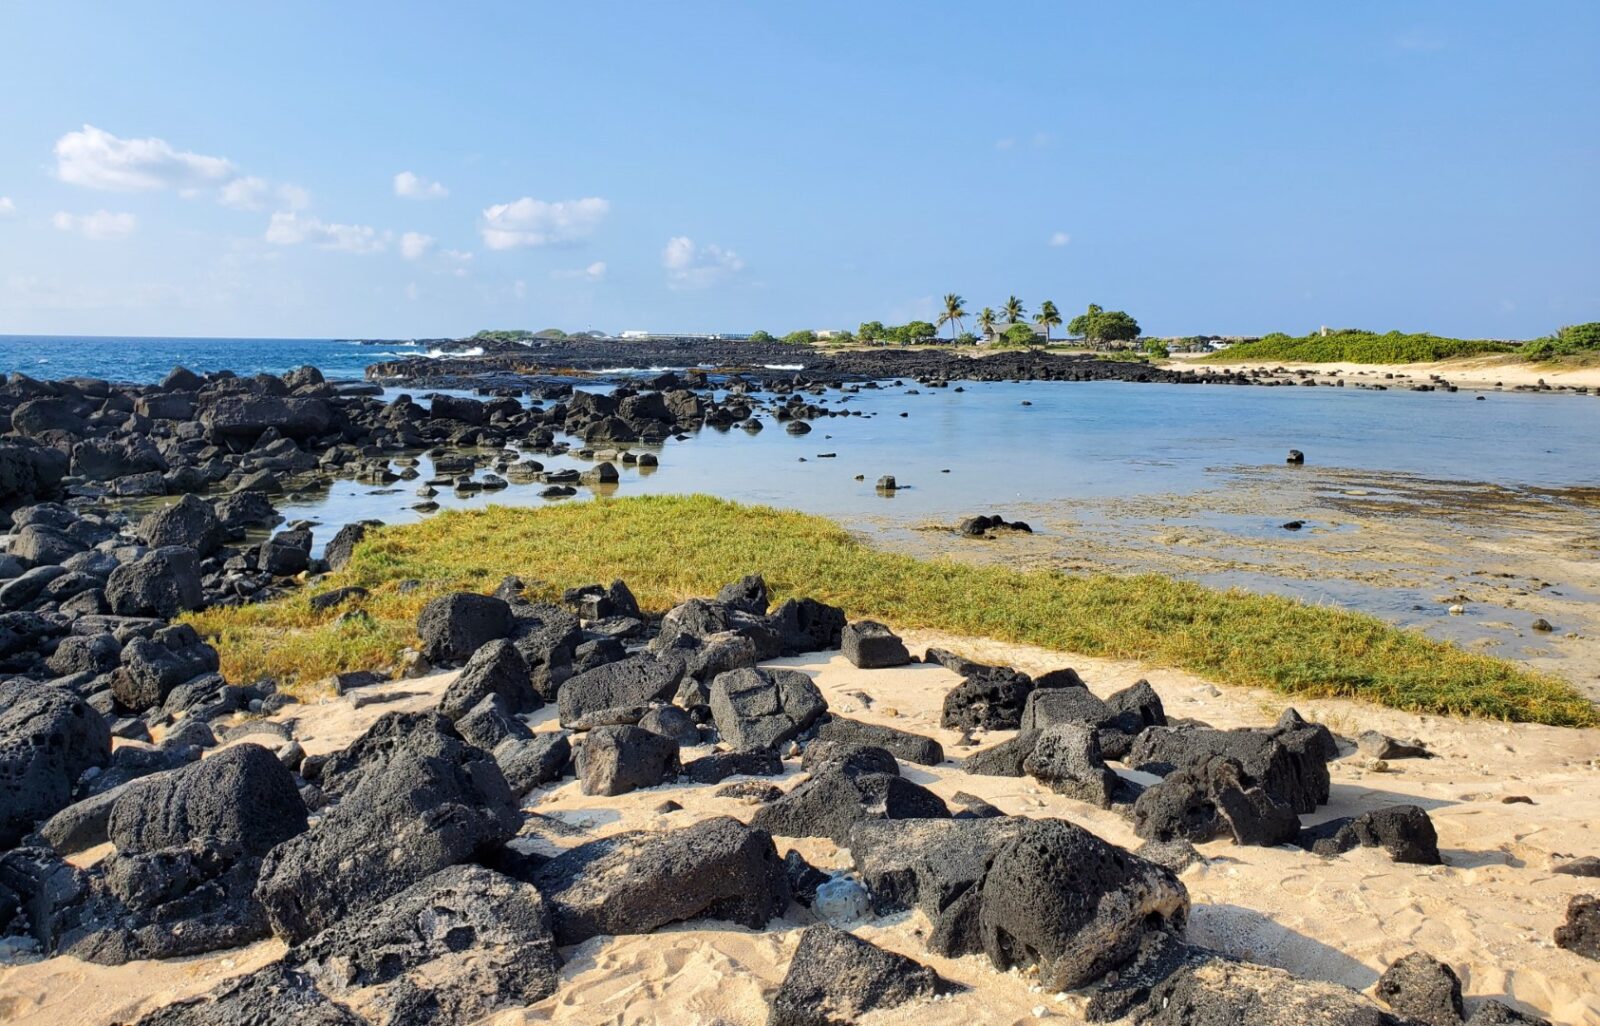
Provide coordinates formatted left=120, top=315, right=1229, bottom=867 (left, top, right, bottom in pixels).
left=762, top=363, right=805, bottom=370
left=426, top=346, right=483, bottom=358
left=595, top=365, right=679, bottom=373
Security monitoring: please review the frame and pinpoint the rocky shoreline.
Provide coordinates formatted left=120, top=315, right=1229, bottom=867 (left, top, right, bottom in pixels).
left=8, top=550, right=1591, bottom=1024
left=2, top=355, right=1596, bottom=1025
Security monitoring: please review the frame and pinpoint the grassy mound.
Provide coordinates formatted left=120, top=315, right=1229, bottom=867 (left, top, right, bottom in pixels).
left=1205, top=330, right=1512, bottom=365
left=185, top=496, right=1595, bottom=726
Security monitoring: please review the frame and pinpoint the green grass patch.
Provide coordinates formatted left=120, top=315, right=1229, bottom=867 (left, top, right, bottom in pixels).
left=1203, top=330, right=1513, bottom=364
left=184, top=495, right=1595, bottom=726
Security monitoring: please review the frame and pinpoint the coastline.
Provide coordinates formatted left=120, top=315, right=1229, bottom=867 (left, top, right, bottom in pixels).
left=3, top=348, right=1598, bottom=1026
left=1170, top=352, right=1600, bottom=393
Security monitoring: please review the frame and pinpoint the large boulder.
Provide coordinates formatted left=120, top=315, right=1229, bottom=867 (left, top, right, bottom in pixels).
left=416, top=592, right=513, bottom=665
left=751, top=765, right=950, bottom=844
left=709, top=667, right=827, bottom=751
left=111, top=626, right=219, bottom=712
left=259, top=529, right=312, bottom=576
left=1023, top=724, right=1120, bottom=808
left=199, top=394, right=334, bottom=444
left=657, top=597, right=783, bottom=660
left=436, top=638, right=539, bottom=721
left=108, top=743, right=306, bottom=856
left=120, top=961, right=364, bottom=1026
left=1374, top=952, right=1465, bottom=1026
left=769, top=924, right=952, bottom=1026
left=940, top=665, right=1035, bottom=732
left=1555, top=893, right=1600, bottom=960
left=768, top=596, right=847, bottom=655
left=1298, top=805, right=1441, bottom=865
left=11, top=396, right=87, bottom=438
left=848, top=816, right=1028, bottom=920
left=1129, top=725, right=1330, bottom=814
left=557, top=654, right=684, bottom=727
left=0, top=441, right=68, bottom=506
left=840, top=620, right=910, bottom=669
left=254, top=728, right=519, bottom=944
left=0, top=681, right=112, bottom=847
left=494, top=732, right=571, bottom=796
left=812, top=716, right=943, bottom=766
left=976, top=818, right=1188, bottom=991
left=1134, top=755, right=1300, bottom=847
left=323, top=521, right=373, bottom=571
left=574, top=724, right=679, bottom=796
left=136, top=495, right=224, bottom=557
left=292, top=864, right=561, bottom=1023
left=106, top=546, right=203, bottom=619
left=1111, top=942, right=1413, bottom=1026
left=529, top=815, right=789, bottom=944
left=10, top=524, right=85, bottom=567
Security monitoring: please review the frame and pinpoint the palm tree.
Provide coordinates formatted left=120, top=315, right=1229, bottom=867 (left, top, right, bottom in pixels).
left=938, top=293, right=968, bottom=342
left=1003, top=295, right=1026, bottom=328
left=1034, top=300, right=1061, bottom=346
left=976, top=307, right=997, bottom=343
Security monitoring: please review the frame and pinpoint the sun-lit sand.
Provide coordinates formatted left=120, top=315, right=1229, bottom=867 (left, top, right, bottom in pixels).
left=4, top=629, right=1598, bottom=1026
left=1169, top=352, right=1600, bottom=392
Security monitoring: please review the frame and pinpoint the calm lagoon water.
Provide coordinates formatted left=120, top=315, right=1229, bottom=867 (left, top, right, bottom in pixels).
left=274, top=377, right=1600, bottom=543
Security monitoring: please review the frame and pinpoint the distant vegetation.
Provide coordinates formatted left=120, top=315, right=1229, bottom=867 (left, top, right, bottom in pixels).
left=1204, top=330, right=1514, bottom=364
left=1522, top=321, right=1600, bottom=360
left=187, top=496, right=1594, bottom=725
left=857, top=320, right=941, bottom=345
left=468, top=328, right=566, bottom=342
left=1068, top=303, right=1142, bottom=344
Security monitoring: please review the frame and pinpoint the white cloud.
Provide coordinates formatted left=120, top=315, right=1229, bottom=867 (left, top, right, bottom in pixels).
left=994, top=137, right=1016, bottom=151
left=481, top=196, right=609, bottom=249
left=400, top=231, right=434, bottom=260
left=406, top=282, right=420, bottom=302
left=265, top=211, right=387, bottom=254
left=441, top=249, right=473, bottom=277
left=1049, top=231, right=1071, bottom=247
left=277, top=184, right=311, bottom=211
left=513, top=279, right=527, bottom=300
left=54, top=125, right=234, bottom=192
left=222, top=177, right=311, bottom=212
left=52, top=209, right=136, bottom=240
left=394, top=171, right=448, bottom=200
left=0, top=197, right=15, bottom=218
left=219, top=176, right=270, bottom=210
left=662, top=236, right=743, bottom=289
left=554, top=260, right=607, bottom=282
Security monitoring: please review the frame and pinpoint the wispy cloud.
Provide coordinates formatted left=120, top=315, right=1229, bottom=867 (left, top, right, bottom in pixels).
left=220, top=176, right=311, bottom=212
left=52, top=209, right=136, bottom=240
left=0, top=197, right=15, bottom=218
left=481, top=196, right=609, bottom=249
left=394, top=171, right=449, bottom=200
left=399, top=231, right=434, bottom=260
left=265, top=211, right=387, bottom=254
left=662, top=236, right=742, bottom=289
left=554, top=260, right=606, bottom=282
left=1049, top=231, right=1070, bottom=247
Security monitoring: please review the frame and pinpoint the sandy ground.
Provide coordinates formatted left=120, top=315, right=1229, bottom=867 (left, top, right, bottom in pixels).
left=4, top=635, right=1599, bottom=1026
left=1167, top=353, right=1600, bottom=392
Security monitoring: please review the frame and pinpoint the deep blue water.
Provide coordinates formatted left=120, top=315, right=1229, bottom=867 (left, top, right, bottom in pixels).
left=0, top=335, right=425, bottom=383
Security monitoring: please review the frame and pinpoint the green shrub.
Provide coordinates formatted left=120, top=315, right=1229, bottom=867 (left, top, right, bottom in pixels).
left=1205, top=330, right=1512, bottom=364
left=1522, top=322, right=1600, bottom=359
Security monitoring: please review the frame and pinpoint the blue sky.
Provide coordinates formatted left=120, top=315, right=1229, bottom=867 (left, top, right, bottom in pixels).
left=1, top=2, right=1596, bottom=340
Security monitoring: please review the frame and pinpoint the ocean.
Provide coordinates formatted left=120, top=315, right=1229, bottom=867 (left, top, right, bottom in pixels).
left=0, top=335, right=420, bottom=384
